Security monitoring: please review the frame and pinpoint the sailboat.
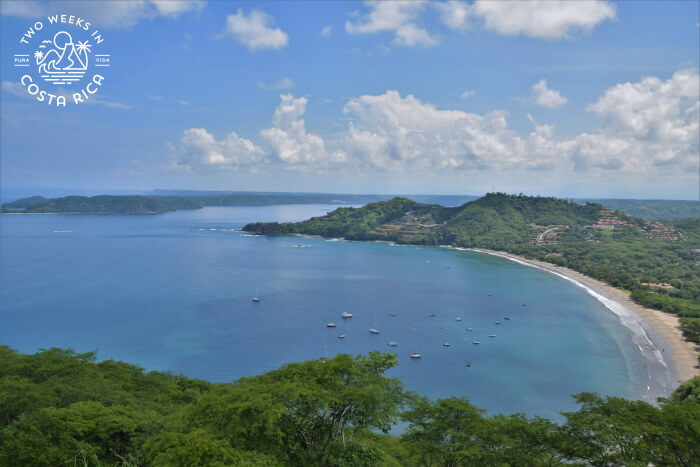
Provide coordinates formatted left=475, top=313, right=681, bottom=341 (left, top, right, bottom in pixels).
left=369, top=316, right=379, bottom=334
left=251, top=288, right=260, bottom=302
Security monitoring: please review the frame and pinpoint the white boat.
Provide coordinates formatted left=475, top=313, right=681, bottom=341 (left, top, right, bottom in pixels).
left=494, top=321, right=501, bottom=325
left=338, top=334, right=346, bottom=339
left=455, top=317, right=462, bottom=321
left=488, top=334, right=496, bottom=338
left=369, top=328, right=379, bottom=334
left=467, top=328, right=474, bottom=331
left=472, top=341, right=480, bottom=345
left=341, top=312, right=353, bottom=319
left=389, top=313, right=396, bottom=317
left=326, top=323, right=336, bottom=328
left=409, top=353, right=422, bottom=358
left=428, top=312, right=436, bottom=317
left=443, top=342, right=451, bottom=347
left=388, top=341, right=398, bottom=347
left=252, top=288, right=260, bottom=302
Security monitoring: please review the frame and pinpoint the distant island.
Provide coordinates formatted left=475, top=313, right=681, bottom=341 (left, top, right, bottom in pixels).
left=0, top=195, right=202, bottom=214
left=243, top=193, right=700, bottom=345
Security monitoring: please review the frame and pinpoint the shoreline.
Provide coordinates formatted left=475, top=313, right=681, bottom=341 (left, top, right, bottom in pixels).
left=282, top=233, right=698, bottom=398
left=461, top=247, right=698, bottom=399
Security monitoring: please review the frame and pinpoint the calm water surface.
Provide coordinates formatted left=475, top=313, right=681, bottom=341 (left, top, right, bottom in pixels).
left=0, top=205, right=647, bottom=419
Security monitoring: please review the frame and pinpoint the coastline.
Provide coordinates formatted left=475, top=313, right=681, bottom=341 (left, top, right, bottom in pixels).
left=461, top=247, right=698, bottom=398
left=286, top=233, right=698, bottom=398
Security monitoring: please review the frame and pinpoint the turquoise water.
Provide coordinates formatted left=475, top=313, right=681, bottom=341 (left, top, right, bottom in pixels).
left=0, top=205, right=647, bottom=419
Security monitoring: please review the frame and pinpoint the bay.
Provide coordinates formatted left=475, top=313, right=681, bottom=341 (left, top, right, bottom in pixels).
left=0, top=205, right=647, bottom=420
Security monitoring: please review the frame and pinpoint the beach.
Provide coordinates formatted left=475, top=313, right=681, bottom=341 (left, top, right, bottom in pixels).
left=465, top=248, right=698, bottom=398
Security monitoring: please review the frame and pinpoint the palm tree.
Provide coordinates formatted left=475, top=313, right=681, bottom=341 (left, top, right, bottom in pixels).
left=34, top=50, right=44, bottom=63
left=75, top=41, right=91, bottom=54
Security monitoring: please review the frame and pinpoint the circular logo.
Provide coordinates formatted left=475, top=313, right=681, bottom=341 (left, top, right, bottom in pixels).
left=12, top=14, right=111, bottom=107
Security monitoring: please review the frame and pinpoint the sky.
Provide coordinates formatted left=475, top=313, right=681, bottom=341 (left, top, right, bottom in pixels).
left=0, top=0, right=698, bottom=199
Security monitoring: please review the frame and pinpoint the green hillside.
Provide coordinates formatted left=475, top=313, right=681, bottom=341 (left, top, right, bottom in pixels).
left=1, top=346, right=697, bottom=466
left=2, top=195, right=203, bottom=214
left=244, top=193, right=700, bottom=343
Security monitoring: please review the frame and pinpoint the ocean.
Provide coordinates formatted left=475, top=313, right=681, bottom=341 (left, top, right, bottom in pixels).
left=0, top=205, right=649, bottom=420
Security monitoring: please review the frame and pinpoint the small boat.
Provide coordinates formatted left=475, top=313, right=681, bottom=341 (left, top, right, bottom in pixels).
left=522, top=304, right=527, bottom=307
left=326, top=323, right=337, bottom=328
left=472, top=341, right=480, bottom=345
left=494, top=321, right=501, bottom=325
left=467, top=328, right=474, bottom=331
left=409, top=353, right=422, bottom=358
left=369, top=328, right=379, bottom=334
left=488, top=293, right=492, bottom=296
left=388, top=341, right=398, bottom=347
left=252, top=297, right=260, bottom=303
left=504, top=317, right=510, bottom=320
left=389, top=313, right=396, bottom=317
left=338, top=334, right=346, bottom=338
left=443, top=342, right=451, bottom=347
left=428, top=312, right=436, bottom=317
left=455, top=317, right=462, bottom=321
left=465, top=361, right=472, bottom=367
left=341, top=312, right=353, bottom=319
left=488, top=334, right=496, bottom=338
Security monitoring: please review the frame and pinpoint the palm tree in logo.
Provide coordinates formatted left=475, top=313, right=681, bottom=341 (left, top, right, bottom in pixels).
left=33, top=50, right=44, bottom=62
left=76, top=41, right=91, bottom=55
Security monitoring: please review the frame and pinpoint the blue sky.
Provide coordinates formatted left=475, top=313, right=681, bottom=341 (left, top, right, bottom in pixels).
left=1, top=0, right=698, bottom=198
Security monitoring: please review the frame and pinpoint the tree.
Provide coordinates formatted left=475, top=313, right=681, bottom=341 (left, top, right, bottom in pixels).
left=188, top=352, right=406, bottom=464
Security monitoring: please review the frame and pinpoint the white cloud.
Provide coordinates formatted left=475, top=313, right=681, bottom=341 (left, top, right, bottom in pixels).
left=171, top=128, right=266, bottom=170
left=436, top=1, right=470, bottom=31
left=1, top=0, right=204, bottom=29
left=220, top=9, right=288, bottom=51
left=261, top=94, right=347, bottom=167
left=584, top=69, right=699, bottom=168
left=346, top=0, right=437, bottom=47
left=178, top=99, right=190, bottom=106
left=460, top=90, right=475, bottom=99
left=320, top=25, right=333, bottom=37
left=165, top=70, right=698, bottom=182
left=342, top=90, right=532, bottom=171
left=346, top=0, right=614, bottom=45
left=471, top=0, right=616, bottom=39
left=531, top=79, right=568, bottom=108
left=257, top=77, right=295, bottom=91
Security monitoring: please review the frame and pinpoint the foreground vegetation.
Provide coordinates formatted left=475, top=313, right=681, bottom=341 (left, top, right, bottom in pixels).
left=244, top=194, right=700, bottom=343
left=0, top=346, right=698, bottom=466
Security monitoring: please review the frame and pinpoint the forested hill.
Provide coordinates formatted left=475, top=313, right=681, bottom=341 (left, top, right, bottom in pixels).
left=1, top=195, right=202, bottom=214
left=244, top=193, right=700, bottom=344
left=242, top=193, right=604, bottom=246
